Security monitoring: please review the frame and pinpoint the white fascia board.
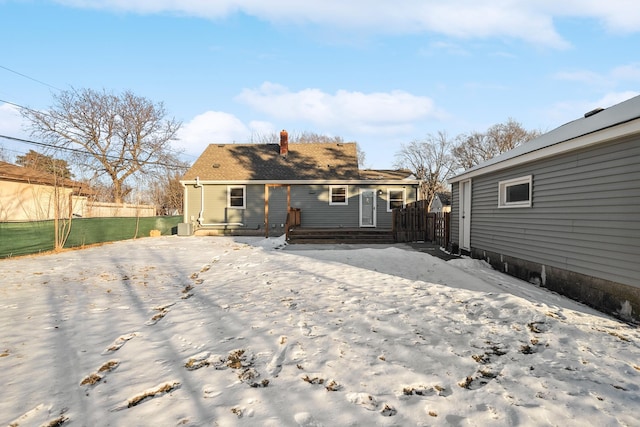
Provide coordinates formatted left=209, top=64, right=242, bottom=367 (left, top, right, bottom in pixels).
left=448, top=119, right=640, bottom=184
left=179, top=179, right=420, bottom=185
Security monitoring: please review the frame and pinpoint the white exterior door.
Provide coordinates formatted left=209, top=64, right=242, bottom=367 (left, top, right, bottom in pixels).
left=459, top=180, right=471, bottom=251
left=360, top=190, right=376, bottom=227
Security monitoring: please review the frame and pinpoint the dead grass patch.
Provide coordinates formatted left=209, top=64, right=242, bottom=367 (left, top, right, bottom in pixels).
left=527, top=322, right=544, bottom=333
left=80, top=373, right=102, bottom=386
left=227, top=349, right=247, bottom=369
left=127, top=381, right=180, bottom=408
left=458, top=376, right=473, bottom=389
left=302, top=375, right=325, bottom=385
left=98, top=360, right=119, bottom=373
left=43, top=415, right=69, bottom=427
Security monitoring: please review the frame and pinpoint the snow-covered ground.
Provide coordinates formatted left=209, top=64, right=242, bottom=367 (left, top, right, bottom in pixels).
left=1, top=236, right=638, bottom=427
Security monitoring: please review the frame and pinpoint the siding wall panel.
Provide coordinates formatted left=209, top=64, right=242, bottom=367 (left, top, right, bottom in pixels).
left=450, top=182, right=460, bottom=246
left=464, top=137, right=640, bottom=288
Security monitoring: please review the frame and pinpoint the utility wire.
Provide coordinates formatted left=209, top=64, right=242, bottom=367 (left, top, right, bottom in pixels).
left=0, top=98, right=35, bottom=112
left=0, top=64, right=63, bottom=91
left=0, top=134, right=188, bottom=170
left=0, top=96, right=192, bottom=163
left=0, top=70, right=195, bottom=165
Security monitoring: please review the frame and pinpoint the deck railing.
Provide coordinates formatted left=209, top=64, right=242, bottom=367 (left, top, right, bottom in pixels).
left=285, top=208, right=301, bottom=241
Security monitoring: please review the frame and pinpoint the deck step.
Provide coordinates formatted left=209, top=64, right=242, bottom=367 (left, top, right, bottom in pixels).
left=288, top=228, right=395, bottom=244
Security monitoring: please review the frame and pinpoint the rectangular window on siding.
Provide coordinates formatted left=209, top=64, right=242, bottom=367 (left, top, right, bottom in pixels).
left=387, top=189, right=405, bottom=212
left=329, top=185, right=348, bottom=205
left=228, top=185, right=246, bottom=209
left=498, top=175, right=532, bottom=208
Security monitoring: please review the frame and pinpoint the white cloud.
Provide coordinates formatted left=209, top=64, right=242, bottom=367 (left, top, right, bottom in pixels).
left=593, top=91, right=640, bottom=109
left=611, top=63, right=640, bottom=81
left=53, top=0, right=640, bottom=48
left=247, top=120, right=276, bottom=138
left=422, top=41, right=471, bottom=56
left=545, top=91, right=640, bottom=126
left=175, top=111, right=252, bottom=156
left=553, top=70, right=605, bottom=85
left=0, top=103, right=32, bottom=160
left=553, top=63, right=640, bottom=89
left=236, top=82, right=440, bottom=136
left=0, top=103, right=27, bottom=136
left=549, top=0, right=640, bottom=34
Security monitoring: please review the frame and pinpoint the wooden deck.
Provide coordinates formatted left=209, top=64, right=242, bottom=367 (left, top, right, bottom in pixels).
left=287, top=227, right=395, bottom=244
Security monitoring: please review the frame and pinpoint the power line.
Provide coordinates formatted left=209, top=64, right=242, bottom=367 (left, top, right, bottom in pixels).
left=0, top=98, right=27, bottom=109
left=0, top=134, right=188, bottom=170
left=0, top=96, right=193, bottom=163
left=1, top=85, right=196, bottom=165
left=0, top=64, right=63, bottom=91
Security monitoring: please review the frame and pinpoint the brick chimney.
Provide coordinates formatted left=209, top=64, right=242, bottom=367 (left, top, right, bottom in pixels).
left=280, top=129, right=289, bottom=156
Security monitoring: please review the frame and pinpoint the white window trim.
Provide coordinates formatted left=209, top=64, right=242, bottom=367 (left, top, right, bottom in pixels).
left=498, top=175, right=532, bottom=208
left=387, top=188, right=406, bottom=212
left=227, top=185, right=246, bottom=209
left=329, top=185, right=348, bottom=206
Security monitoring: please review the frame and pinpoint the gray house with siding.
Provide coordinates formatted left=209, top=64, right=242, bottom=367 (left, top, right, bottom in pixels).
left=180, top=131, right=418, bottom=237
left=448, top=95, right=640, bottom=322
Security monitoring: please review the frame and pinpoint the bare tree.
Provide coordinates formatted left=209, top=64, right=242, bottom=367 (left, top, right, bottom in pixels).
left=0, top=144, right=9, bottom=162
left=21, top=88, right=182, bottom=203
left=452, top=118, right=540, bottom=170
left=394, top=131, right=455, bottom=211
left=147, top=162, right=189, bottom=214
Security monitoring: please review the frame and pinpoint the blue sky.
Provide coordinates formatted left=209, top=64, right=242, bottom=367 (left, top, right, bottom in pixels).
left=1, top=0, right=639, bottom=169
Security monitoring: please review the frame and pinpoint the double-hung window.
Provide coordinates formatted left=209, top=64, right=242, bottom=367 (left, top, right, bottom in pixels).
left=228, top=185, right=246, bottom=209
left=387, top=189, right=405, bottom=212
left=329, top=185, right=348, bottom=205
left=498, top=175, right=532, bottom=208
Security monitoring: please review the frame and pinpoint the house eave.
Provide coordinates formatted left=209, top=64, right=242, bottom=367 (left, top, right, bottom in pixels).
left=448, top=118, right=640, bottom=184
left=179, top=179, right=419, bottom=186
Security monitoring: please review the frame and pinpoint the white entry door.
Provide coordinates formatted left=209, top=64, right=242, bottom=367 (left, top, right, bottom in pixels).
left=459, top=180, right=471, bottom=251
left=360, top=190, right=376, bottom=227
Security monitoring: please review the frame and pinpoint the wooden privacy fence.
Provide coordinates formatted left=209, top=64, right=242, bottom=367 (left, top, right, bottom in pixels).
left=392, top=202, right=450, bottom=248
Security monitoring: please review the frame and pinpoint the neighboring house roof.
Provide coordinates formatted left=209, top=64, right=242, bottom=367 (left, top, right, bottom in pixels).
left=182, top=142, right=416, bottom=183
left=449, top=94, right=640, bottom=183
left=0, top=161, right=93, bottom=195
left=434, top=192, right=451, bottom=205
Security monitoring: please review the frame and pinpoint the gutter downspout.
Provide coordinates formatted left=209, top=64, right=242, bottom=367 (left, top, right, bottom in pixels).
left=193, top=177, right=244, bottom=227
left=195, top=176, right=204, bottom=226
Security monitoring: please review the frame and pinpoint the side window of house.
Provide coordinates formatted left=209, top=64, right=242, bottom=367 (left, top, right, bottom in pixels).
left=387, top=189, right=405, bottom=211
left=228, top=185, right=246, bottom=209
left=329, top=185, right=348, bottom=205
left=498, top=175, right=532, bottom=208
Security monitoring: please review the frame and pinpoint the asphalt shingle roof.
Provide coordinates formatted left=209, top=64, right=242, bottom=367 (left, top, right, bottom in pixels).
left=183, top=142, right=362, bottom=181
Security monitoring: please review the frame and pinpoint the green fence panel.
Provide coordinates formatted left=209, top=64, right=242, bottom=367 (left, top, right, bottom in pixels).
left=0, top=220, right=56, bottom=258
left=64, top=216, right=183, bottom=248
left=0, top=216, right=183, bottom=258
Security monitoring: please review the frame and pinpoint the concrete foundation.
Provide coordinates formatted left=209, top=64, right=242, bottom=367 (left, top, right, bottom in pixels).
left=470, top=248, right=639, bottom=323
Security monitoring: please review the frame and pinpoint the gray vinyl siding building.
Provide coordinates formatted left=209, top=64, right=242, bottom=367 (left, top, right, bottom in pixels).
left=183, top=182, right=416, bottom=234
left=181, top=133, right=417, bottom=236
left=449, top=95, right=640, bottom=322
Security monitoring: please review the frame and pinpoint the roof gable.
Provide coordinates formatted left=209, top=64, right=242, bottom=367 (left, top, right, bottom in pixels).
left=183, top=142, right=361, bottom=181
